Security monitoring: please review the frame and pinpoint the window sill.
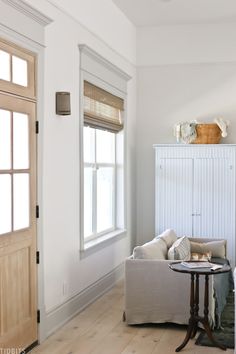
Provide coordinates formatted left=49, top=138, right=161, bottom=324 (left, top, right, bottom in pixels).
left=80, top=229, right=126, bottom=258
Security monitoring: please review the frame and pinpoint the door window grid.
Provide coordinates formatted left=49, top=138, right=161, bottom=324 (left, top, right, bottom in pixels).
left=0, top=38, right=35, bottom=99
left=84, top=126, right=116, bottom=241
left=0, top=49, right=28, bottom=86
left=0, top=108, right=30, bottom=235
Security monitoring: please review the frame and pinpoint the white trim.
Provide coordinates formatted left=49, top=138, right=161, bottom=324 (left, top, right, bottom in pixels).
left=79, top=44, right=131, bottom=82
left=45, top=263, right=124, bottom=337
left=1, top=0, right=53, bottom=26
left=153, top=143, right=236, bottom=148
left=35, top=47, right=46, bottom=344
left=79, top=68, right=84, bottom=250
left=82, top=229, right=126, bottom=253
left=79, top=53, right=128, bottom=252
left=79, top=45, right=131, bottom=95
left=0, top=22, right=45, bottom=49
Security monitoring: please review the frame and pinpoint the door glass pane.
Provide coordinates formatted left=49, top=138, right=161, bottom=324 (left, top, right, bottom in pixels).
left=84, top=167, right=93, bottom=238
left=13, top=173, right=29, bottom=231
left=96, top=130, right=115, bottom=163
left=84, top=126, right=95, bottom=163
left=97, top=167, right=113, bottom=233
left=0, top=50, right=10, bottom=81
left=0, top=109, right=11, bottom=169
left=0, top=174, right=11, bottom=234
left=12, top=55, right=28, bottom=87
left=13, top=112, right=29, bottom=169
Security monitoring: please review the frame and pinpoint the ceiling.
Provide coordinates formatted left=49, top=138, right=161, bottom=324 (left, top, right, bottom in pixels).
left=112, top=0, right=236, bottom=27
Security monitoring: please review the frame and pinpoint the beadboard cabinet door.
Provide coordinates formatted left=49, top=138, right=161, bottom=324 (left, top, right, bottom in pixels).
left=154, top=145, right=236, bottom=265
left=156, top=157, right=193, bottom=236
left=193, top=158, right=233, bottom=239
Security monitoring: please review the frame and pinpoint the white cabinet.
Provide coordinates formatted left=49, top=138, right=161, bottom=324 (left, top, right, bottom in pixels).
left=154, top=145, right=236, bottom=264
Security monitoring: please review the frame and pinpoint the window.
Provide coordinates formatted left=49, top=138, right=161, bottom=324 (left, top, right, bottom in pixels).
left=84, top=127, right=115, bottom=239
left=79, top=45, right=130, bottom=250
left=82, top=81, right=125, bottom=246
left=0, top=38, right=35, bottom=98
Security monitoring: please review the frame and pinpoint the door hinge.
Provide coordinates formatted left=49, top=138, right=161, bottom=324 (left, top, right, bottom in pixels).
left=37, top=309, right=40, bottom=323
left=36, top=121, right=39, bottom=134
left=36, top=251, right=40, bottom=264
left=36, top=205, right=39, bottom=219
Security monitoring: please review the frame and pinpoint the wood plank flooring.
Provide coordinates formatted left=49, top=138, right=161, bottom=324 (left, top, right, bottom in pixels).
left=31, top=281, right=234, bottom=354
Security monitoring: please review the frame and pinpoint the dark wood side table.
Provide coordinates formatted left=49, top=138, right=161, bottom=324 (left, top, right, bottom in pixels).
left=169, top=262, right=231, bottom=352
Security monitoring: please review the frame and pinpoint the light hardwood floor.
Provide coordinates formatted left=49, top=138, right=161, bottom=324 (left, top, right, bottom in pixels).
left=32, top=281, right=234, bottom=354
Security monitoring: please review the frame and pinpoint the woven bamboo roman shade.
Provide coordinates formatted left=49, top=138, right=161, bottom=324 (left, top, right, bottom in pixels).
left=84, top=81, right=124, bottom=133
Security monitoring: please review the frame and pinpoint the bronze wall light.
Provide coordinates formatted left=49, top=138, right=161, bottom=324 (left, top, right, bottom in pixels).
left=56, top=92, right=71, bottom=115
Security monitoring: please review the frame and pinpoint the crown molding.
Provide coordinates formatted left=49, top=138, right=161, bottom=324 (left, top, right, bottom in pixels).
left=79, top=44, right=131, bottom=82
left=1, top=0, right=53, bottom=26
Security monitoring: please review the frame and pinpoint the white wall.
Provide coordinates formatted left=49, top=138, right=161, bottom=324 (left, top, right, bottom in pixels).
left=35, top=0, right=136, bottom=310
left=1, top=0, right=136, bottom=332
left=47, top=0, right=136, bottom=65
left=136, top=24, right=236, bottom=245
left=137, top=23, right=236, bottom=66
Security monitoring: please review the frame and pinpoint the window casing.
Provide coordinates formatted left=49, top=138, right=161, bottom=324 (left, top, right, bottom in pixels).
left=82, top=81, right=125, bottom=248
left=79, top=45, right=130, bottom=251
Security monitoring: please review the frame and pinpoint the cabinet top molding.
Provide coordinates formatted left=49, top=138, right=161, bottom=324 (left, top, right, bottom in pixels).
left=153, top=144, right=236, bottom=148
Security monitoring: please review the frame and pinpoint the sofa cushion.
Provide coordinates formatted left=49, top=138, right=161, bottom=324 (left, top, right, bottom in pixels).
left=168, top=236, right=191, bottom=260
left=156, top=229, right=177, bottom=248
left=133, top=238, right=167, bottom=260
left=190, top=240, right=226, bottom=258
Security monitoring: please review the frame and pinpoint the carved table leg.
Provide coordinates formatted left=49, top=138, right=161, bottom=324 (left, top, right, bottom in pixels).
left=176, top=274, right=196, bottom=352
left=191, top=273, right=199, bottom=339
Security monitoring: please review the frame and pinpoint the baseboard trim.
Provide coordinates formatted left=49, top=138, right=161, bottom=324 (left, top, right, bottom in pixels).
left=45, top=263, right=124, bottom=337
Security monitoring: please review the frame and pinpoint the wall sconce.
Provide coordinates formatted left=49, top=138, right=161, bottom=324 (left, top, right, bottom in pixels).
left=56, top=92, right=71, bottom=115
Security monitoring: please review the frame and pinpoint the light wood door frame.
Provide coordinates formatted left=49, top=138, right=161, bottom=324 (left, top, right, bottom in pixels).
left=0, top=37, right=38, bottom=351
left=0, top=93, right=37, bottom=350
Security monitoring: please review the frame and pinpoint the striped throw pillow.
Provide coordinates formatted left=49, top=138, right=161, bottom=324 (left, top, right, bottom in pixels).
left=168, top=236, right=190, bottom=261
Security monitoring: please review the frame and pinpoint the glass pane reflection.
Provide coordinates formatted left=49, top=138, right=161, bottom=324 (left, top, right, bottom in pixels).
left=0, top=174, right=11, bottom=234
left=12, top=55, right=28, bottom=87
left=13, top=173, right=29, bottom=231
left=0, top=109, right=11, bottom=169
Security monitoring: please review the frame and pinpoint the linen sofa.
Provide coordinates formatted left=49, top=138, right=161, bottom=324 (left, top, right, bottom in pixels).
left=124, top=229, right=228, bottom=328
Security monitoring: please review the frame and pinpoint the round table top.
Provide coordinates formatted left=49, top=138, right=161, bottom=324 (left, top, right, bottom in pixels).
left=169, top=261, right=231, bottom=275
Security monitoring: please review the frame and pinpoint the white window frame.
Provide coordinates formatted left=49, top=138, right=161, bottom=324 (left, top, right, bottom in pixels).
left=84, top=127, right=117, bottom=242
left=79, top=45, right=131, bottom=252
left=80, top=71, right=127, bottom=252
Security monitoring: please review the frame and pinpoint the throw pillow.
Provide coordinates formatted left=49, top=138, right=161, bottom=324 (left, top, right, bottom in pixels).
left=190, top=240, right=226, bottom=258
left=133, top=238, right=167, bottom=260
left=156, top=229, right=177, bottom=248
left=191, top=251, right=212, bottom=261
left=168, top=236, right=191, bottom=261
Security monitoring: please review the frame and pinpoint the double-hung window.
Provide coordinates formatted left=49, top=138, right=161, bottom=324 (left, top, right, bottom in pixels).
left=82, top=81, right=125, bottom=247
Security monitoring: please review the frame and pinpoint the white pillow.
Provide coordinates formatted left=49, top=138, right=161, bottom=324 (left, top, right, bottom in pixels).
left=133, top=238, right=167, bottom=260
left=156, top=229, right=177, bottom=248
left=168, top=236, right=191, bottom=261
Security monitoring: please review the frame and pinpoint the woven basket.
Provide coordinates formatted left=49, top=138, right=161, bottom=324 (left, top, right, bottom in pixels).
left=193, top=124, right=221, bottom=144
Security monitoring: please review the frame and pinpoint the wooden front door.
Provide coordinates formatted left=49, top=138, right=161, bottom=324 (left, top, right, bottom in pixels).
left=0, top=39, right=37, bottom=351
